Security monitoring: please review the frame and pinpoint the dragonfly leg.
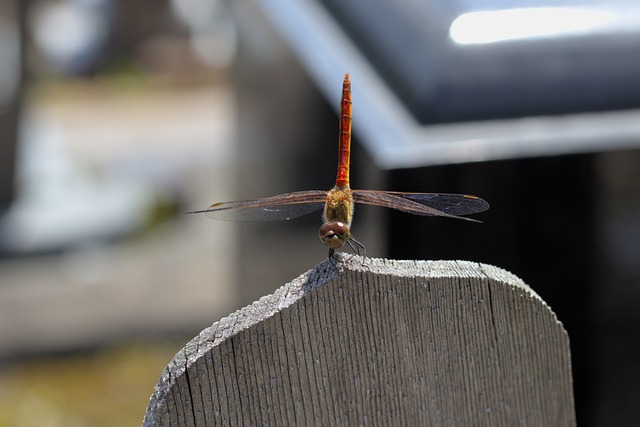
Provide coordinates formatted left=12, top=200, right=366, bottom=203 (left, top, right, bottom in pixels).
left=327, top=237, right=365, bottom=266
left=346, top=236, right=366, bottom=257
left=328, top=248, right=340, bottom=267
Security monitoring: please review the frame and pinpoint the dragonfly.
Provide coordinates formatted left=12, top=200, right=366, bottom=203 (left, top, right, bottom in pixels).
left=189, top=74, right=489, bottom=258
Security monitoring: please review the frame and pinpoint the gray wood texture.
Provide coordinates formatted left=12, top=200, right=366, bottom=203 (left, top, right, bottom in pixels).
left=144, top=257, right=575, bottom=426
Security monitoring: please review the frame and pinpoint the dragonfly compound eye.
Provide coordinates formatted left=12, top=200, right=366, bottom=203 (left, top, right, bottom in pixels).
left=319, top=221, right=350, bottom=249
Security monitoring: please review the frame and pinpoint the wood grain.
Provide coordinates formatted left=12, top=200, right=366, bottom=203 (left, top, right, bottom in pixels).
left=144, top=257, right=575, bottom=426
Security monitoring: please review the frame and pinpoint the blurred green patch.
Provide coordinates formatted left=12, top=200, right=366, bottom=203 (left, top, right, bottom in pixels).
left=0, top=340, right=184, bottom=427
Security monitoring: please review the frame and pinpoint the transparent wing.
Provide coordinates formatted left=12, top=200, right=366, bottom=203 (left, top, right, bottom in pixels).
left=188, top=190, right=327, bottom=221
left=352, top=190, right=489, bottom=222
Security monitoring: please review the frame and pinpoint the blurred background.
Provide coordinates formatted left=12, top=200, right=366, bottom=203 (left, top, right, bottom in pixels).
left=1, top=0, right=640, bottom=425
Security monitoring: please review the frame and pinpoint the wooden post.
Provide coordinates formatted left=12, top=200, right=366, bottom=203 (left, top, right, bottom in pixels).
left=144, top=258, right=575, bottom=426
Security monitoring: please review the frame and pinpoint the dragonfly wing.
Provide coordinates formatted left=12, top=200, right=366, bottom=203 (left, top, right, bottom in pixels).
left=189, top=190, right=327, bottom=221
left=352, top=190, right=489, bottom=222
left=386, top=191, right=490, bottom=216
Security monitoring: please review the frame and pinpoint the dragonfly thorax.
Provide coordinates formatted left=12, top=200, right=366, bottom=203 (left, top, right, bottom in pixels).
left=319, top=221, right=350, bottom=249
left=323, top=187, right=354, bottom=225
left=320, top=187, right=354, bottom=250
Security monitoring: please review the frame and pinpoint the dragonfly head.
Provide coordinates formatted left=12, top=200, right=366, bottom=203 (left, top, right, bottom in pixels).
left=319, top=221, right=350, bottom=249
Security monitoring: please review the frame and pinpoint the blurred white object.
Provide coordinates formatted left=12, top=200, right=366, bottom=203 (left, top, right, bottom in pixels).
left=29, top=0, right=111, bottom=74
left=0, top=110, right=154, bottom=254
left=450, top=7, right=640, bottom=45
left=170, top=0, right=237, bottom=69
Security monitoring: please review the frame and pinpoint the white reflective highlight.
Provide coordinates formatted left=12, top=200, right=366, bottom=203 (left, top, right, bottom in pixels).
left=450, top=8, right=618, bottom=45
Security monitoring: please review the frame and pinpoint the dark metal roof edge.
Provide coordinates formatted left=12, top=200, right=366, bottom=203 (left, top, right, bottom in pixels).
left=255, top=0, right=640, bottom=168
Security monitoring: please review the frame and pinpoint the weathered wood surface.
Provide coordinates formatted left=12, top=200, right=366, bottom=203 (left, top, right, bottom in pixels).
left=144, top=257, right=575, bottom=426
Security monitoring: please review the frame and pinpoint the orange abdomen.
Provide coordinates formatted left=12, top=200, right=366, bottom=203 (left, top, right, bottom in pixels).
left=335, top=74, right=352, bottom=189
